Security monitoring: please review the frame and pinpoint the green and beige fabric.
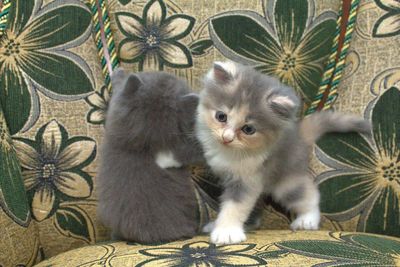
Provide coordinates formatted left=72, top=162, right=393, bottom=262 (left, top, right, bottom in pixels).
left=0, top=0, right=399, bottom=266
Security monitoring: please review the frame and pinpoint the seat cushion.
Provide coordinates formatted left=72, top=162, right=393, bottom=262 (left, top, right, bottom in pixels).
left=35, top=230, right=400, bottom=266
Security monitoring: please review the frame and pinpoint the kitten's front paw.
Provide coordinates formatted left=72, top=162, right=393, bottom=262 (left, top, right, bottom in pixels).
left=290, top=210, right=320, bottom=230
left=202, top=221, right=215, bottom=233
left=210, top=226, right=246, bottom=245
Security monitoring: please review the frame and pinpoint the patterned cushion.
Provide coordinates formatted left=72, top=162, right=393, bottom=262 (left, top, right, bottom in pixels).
left=35, top=230, right=400, bottom=266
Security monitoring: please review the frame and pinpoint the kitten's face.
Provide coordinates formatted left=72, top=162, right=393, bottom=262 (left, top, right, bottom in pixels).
left=198, top=62, right=299, bottom=151
left=198, top=103, right=272, bottom=150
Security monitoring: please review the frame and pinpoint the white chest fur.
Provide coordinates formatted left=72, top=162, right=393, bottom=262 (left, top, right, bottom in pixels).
left=203, top=143, right=268, bottom=188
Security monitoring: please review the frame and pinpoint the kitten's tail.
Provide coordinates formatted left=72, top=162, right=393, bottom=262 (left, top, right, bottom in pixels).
left=299, top=111, right=371, bottom=145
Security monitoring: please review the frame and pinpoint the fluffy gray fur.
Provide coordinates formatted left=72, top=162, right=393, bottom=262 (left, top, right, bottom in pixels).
left=97, top=68, right=204, bottom=244
left=196, top=61, right=371, bottom=245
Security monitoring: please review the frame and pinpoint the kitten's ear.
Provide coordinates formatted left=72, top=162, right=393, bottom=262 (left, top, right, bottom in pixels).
left=124, top=74, right=143, bottom=93
left=178, top=93, right=199, bottom=109
left=267, top=92, right=299, bottom=118
left=210, top=61, right=236, bottom=84
left=178, top=93, right=199, bottom=127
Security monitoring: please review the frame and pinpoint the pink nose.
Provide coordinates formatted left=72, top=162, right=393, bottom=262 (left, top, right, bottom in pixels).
left=222, top=129, right=235, bottom=144
left=222, top=136, right=233, bottom=144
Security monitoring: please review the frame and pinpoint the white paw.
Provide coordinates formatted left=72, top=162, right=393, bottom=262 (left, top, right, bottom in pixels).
left=210, top=226, right=247, bottom=245
left=290, top=210, right=320, bottom=230
left=202, top=221, right=215, bottom=233
left=155, top=151, right=182, bottom=169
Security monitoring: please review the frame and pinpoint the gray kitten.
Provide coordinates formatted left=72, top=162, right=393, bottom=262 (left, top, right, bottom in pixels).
left=97, top=68, right=203, bottom=244
left=196, top=61, right=371, bottom=245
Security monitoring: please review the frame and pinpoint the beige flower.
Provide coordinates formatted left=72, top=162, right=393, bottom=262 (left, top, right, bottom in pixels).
left=116, top=0, right=195, bottom=70
left=14, top=120, right=96, bottom=221
left=86, top=86, right=111, bottom=125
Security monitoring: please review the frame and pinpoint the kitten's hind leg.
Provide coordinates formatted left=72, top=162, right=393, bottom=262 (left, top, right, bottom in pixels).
left=244, top=198, right=264, bottom=231
left=272, top=176, right=320, bottom=230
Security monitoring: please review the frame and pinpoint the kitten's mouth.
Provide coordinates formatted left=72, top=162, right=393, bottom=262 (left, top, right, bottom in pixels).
left=221, top=138, right=234, bottom=145
left=221, top=130, right=235, bottom=145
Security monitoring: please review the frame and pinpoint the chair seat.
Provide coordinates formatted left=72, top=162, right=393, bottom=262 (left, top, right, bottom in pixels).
left=35, top=230, right=400, bottom=266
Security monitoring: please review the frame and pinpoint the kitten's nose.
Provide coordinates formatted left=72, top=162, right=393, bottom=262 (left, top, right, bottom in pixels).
left=222, top=129, right=235, bottom=144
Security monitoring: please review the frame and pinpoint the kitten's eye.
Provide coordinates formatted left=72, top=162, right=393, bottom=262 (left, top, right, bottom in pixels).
left=241, top=124, right=256, bottom=135
left=215, top=111, right=227, bottom=122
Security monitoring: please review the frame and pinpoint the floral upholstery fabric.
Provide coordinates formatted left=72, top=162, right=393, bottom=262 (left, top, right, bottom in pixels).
left=311, top=0, right=400, bottom=237
left=1, top=0, right=400, bottom=266
left=0, top=83, right=41, bottom=265
left=114, top=0, right=339, bottom=106
left=35, top=230, right=400, bottom=267
left=0, top=211, right=41, bottom=266
left=0, top=0, right=108, bottom=260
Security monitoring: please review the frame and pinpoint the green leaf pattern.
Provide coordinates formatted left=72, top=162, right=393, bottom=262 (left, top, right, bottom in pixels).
left=0, top=0, right=94, bottom=134
left=208, top=0, right=337, bottom=103
left=0, top=106, right=30, bottom=226
left=261, top=233, right=400, bottom=266
left=55, top=206, right=95, bottom=243
left=189, top=39, right=213, bottom=56
left=317, top=87, right=400, bottom=237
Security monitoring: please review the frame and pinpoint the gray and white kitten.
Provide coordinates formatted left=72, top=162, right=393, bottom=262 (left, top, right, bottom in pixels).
left=97, top=68, right=203, bottom=244
left=196, top=61, right=371, bottom=245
